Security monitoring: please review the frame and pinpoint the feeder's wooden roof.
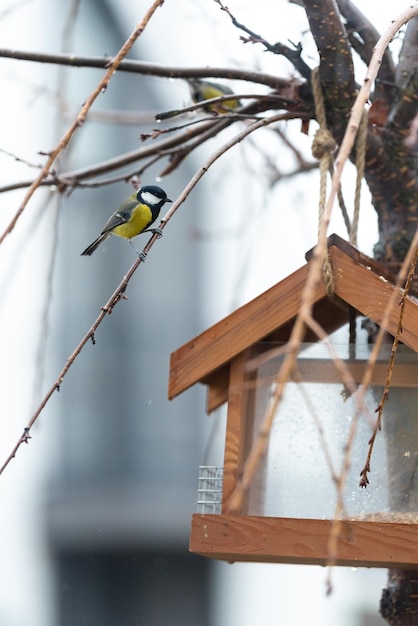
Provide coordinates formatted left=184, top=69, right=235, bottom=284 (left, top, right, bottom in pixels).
left=169, top=234, right=418, bottom=408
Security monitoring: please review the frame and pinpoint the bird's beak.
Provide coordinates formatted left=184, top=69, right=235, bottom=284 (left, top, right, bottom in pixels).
left=166, top=198, right=173, bottom=203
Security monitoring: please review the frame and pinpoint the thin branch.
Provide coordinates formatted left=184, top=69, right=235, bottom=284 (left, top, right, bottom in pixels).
left=0, top=100, right=311, bottom=194
left=0, top=110, right=287, bottom=475
left=0, top=48, right=290, bottom=90
left=155, top=93, right=288, bottom=120
left=213, top=0, right=312, bottom=80
left=0, top=118, right=230, bottom=193
left=0, top=0, right=166, bottom=246
left=0, top=147, right=43, bottom=171
left=156, top=111, right=307, bottom=178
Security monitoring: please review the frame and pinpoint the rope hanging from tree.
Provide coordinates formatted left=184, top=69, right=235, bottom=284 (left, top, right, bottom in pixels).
left=310, top=66, right=368, bottom=295
left=311, top=67, right=368, bottom=251
left=351, top=110, right=368, bottom=246
left=311, top=66, right=336, bottom=296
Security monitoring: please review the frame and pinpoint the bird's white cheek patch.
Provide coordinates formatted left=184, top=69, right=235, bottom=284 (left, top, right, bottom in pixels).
left=141, top=191, right=161, bottom=205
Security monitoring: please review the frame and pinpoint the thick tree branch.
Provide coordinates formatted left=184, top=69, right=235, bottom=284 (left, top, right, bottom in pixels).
left=369, top=16, right=418, bottom=275
left=389, top=16, right=418, bottom=132
left=396, top=15, right=418, bottom=88
left=336, top=0, right=396, bottom=105
left=304, top=0, right=356, bottom=139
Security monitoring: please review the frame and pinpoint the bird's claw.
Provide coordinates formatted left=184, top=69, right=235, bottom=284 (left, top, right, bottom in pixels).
left=144, top=227, right=163, bottom=239
left=128, top=239, right=147, bottom=260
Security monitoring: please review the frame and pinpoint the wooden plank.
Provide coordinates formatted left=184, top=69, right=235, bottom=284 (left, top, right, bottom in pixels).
left=270, top=360, right=418, bottom=387
left=222, top=352, right=255, bottom=514
left=307, top=233, right=396, bottom=283
left=190, top=514, right=418, bottom=569
left=265, top=295, right=349, bottom=344
left=330, top=246, right=418, bottom=352
left=169, top=262, right=327, bottom=399
left=202, top=340, right=418, bottom=411
left=203, top=366, right=229, bottom=413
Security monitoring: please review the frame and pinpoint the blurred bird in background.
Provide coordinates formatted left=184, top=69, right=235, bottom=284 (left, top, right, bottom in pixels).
left=187, top=78, right=241, bottom=114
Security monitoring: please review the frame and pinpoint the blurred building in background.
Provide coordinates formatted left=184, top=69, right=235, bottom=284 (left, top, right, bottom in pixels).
left=44, top=1, right=212, bottom=624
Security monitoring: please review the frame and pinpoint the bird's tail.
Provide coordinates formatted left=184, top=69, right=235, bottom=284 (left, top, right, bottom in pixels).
left=81, top=233, right=109, bottom=256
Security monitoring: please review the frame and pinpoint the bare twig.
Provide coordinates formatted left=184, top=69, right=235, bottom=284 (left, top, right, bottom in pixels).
left=213, top=0, right=312, bottom=80
left=0, top=147, right=43, bottom=170
left=155, top=93, right=286, bottom=121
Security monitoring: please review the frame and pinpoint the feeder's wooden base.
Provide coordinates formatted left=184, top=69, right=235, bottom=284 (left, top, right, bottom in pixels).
left=190, top=513, right=418, bottom=569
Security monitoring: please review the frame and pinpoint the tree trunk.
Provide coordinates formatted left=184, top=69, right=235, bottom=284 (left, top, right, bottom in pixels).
left=381, top=571, right=418, bottom=626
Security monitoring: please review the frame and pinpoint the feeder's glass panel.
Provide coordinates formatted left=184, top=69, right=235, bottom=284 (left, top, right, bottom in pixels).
left=245, top=342, right=418, bottom=521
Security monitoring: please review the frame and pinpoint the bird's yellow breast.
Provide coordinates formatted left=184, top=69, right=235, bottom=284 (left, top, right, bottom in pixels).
left=202, top=85, right=238, bottom=111
left=112, top=203, right=153, bottom=240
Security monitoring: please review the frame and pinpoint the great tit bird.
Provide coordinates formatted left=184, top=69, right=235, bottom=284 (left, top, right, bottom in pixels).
left=81, top=185, right=172, bottom=256
left=188, top=79, right=241, bottom=114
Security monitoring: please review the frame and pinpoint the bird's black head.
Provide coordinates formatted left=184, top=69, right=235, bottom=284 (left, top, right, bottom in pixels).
left=137, top=185, right=172, bottom=208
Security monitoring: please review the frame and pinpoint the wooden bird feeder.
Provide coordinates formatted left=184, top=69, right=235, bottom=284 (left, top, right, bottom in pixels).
left=168, top=235, right=418, bottom=568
